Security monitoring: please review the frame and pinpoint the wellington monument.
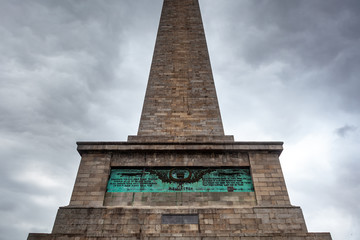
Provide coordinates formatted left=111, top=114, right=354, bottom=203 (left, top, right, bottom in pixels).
left=28, top=0, right=332, bottom=239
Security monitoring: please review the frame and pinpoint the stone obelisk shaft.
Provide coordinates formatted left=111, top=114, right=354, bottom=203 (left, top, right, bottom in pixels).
left=130, top=0, right=232, bottom=142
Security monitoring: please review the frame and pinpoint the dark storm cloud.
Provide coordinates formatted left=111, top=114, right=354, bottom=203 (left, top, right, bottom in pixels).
left=0, top=1, right=161, bottom=239
left=336, top=124, right=357, bottom=137
left=0, top=0, right=161, bottom=138
left=202, top=0, right=360, bottom=120
left=201, top=1, right=360, bottom=239
left=1, top=0, right=359, bottom=239
left=219, top=0, right=360, bottom=68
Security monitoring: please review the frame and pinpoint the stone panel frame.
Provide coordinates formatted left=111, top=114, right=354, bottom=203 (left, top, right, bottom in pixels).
left=69, top=141, right=289, bottom=207
left=28, top=141, right=332, bottom=239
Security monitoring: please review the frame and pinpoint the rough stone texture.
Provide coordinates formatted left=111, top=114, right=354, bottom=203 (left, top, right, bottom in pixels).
left=250, top=152, right=291, bottom=206
left=133, top=0, right=228, bottom=141
left=104, top=192, right=256, bottom=207
left=29, top=142, right=332, bottom=239
left=50, top=207, right=307, bottom=235
left=28, top=234, right=332, bottom=240
left=76, top=141, right=284, bottom=153
left=28, top=0, right=332, bottom=239
left=110, top=150, right=250, bottom=167
left=69, top=153, right=111, bottom=207
left=128, top=135, right=234, bottom=143
left=69, top=142, right=286, bottom=207
left=28, top=206, right=331, bottom=239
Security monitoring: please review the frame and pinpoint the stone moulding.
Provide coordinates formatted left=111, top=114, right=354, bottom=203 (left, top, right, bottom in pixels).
left=76, top=141, right=284, bottom=156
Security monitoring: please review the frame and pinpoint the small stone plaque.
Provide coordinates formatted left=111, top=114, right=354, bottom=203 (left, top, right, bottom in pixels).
left=161, top=214, right=199, bottom=224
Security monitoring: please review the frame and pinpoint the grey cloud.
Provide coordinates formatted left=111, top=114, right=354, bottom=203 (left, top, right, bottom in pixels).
left=202, top=2, right=360, bottom=238
left=336, top=124, right=357, bottom=137
left=202, top=0, right=360, bottom=138
left=204, top=0, right=360, bottom=82
left=1, top=0, right=359, bottom=239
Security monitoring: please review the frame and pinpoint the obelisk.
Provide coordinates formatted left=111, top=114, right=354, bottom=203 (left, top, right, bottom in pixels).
left=28, top=1, right=332, bottom=239
left=129, top=0, right=233, bottom=142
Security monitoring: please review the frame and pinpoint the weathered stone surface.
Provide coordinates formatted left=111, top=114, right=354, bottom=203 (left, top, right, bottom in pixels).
left=133, top=0, right=227, bottom=141
left=28, top=0, right=332, bottom=239
left=28, top=233, right=332, bottom=240
left=28, top=207, right=331, bottom=239
left=104, top=192, right=256, bottom=207
left=28, top=141, right=332, bottom=239
left=70, top=142, right=286, bottom=207
left=250, top=152, right=291, bottom=206
left=76, top=141, right=284, bottom=154
left=69, top=153, right=111, bottom=207
left=51, top=207, right=307, bottom=235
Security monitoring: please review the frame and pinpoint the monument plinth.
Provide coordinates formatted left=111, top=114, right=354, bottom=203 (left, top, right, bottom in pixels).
left=28, top=0, right=332, bottom=239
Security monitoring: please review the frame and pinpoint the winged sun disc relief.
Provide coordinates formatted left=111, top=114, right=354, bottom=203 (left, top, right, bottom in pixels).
left=107, top=167, right=254, bottom=193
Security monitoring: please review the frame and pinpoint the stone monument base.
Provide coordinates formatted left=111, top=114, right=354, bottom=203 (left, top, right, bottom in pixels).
left=28, top=142, right=332, bottom=240
left=28, top=206, right=332, bottom=240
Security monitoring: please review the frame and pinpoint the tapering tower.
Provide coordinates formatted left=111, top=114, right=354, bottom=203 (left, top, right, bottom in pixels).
left=28, top=0, right=332, bottom=239
left=131, top=0, right=232, bottom=142
left=135, top=0, right=226, bottom=140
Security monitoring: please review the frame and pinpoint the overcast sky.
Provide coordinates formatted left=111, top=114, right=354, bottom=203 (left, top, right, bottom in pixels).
left=1, top=0, right=359, bottom=239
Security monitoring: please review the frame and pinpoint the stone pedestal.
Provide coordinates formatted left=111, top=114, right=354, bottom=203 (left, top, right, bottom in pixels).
left=27, top=0, right=332, bottom=238
left=28, top=142, right=332, bottom=239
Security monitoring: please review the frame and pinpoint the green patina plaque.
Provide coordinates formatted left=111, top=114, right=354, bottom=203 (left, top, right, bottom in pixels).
left=106, top=167, right=254, bottom=193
